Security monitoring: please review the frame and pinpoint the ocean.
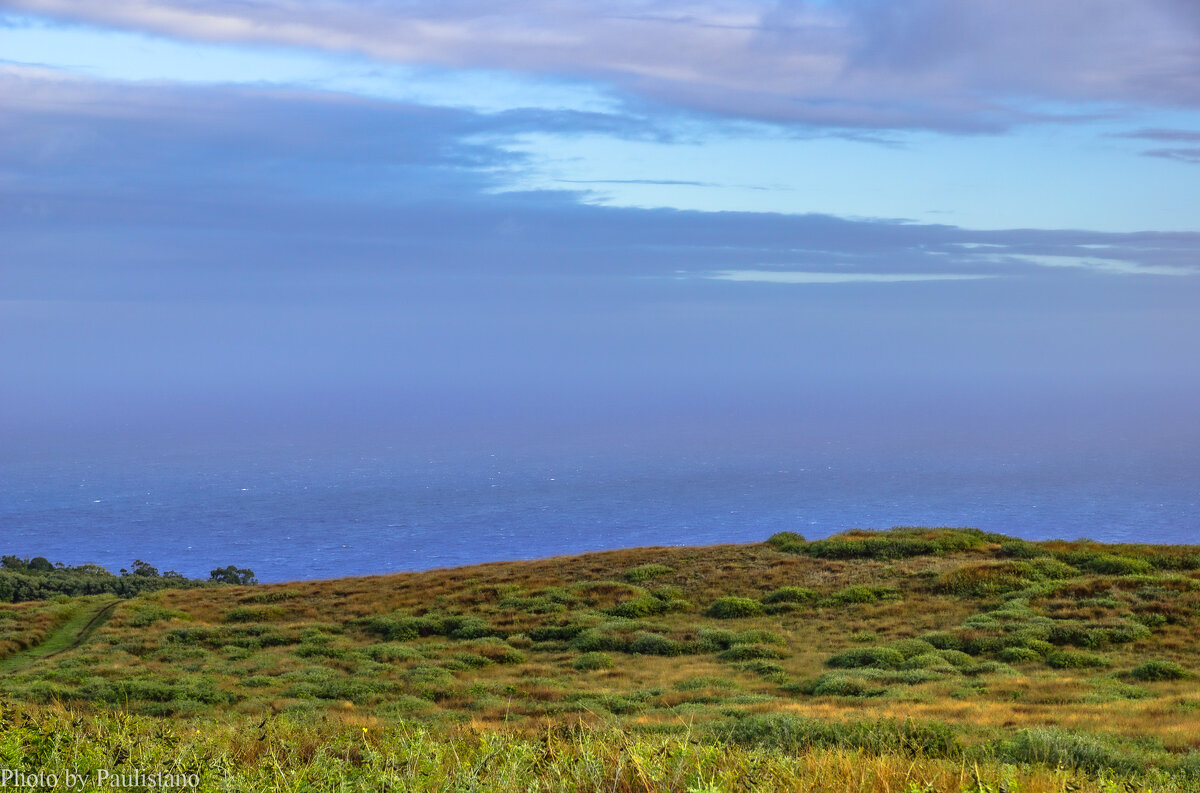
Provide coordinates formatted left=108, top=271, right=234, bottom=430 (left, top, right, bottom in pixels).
left=3, top=441, right=1197, bottom=582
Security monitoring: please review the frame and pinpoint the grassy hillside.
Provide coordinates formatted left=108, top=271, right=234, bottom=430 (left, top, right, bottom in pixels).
left=3, top=527, right=1200, bottom=791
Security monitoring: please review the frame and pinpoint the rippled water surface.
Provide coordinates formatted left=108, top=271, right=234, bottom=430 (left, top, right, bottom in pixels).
left=3, top=445, right=1197, bottom=581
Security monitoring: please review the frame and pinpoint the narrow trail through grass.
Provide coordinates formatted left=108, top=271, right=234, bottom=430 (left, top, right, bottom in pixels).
left=0, top=596, right=118, bottom=674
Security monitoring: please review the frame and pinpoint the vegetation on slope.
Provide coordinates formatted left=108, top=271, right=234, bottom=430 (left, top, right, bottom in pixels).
left=3, top=527, right=1200, bottom=791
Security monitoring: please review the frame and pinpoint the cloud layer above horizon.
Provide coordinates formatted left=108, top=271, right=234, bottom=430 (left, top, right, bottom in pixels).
left=2, top=2, right=1200, bottom=453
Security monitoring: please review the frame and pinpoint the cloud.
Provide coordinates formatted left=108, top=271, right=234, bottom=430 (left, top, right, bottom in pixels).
left=2, top=1, right=1199, bottom=132
left=1118, top=128, right=1200, bottom=164
left=706, top=270, right=994, bottom=283
left=2, top=67, right=1198, bottom=294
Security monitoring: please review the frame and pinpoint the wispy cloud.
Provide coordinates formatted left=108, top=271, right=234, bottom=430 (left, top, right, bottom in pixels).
left=706, top=270, right=995, bottom=284
left=2, top=1, right=1199, bottom=132
left=1117, top=127, right=1200, bottom=164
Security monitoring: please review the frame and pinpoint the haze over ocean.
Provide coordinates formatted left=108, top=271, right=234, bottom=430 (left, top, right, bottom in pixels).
left=3, top=1, right=1199, bottom=579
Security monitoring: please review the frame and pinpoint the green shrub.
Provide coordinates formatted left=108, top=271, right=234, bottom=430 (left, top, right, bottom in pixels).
left=623, top=564, right=674, bottom=583
left=920, top=632, right=963, bottom=651
left=826, top=647, right=905, bottom=670
left=999, top=647, right=1042, bottom=663
left=571, top=652, right=613, bottom=671
left=734, top=629, right=786, bottom=646
left=1127, top=660, right=1188, bottom=681
left=740, top=661, right=785, bottom=678
left=527, top=624, right=586, bottom=642
left=935, top=561, right=1067, bottom=598
left=1046, top=650, right=1109, bottom=669
left=902, top=652, right=957, bottom=672
left=362, top=643, right=422, bottom=663
left=696, top=628, right=737, bottom=651
left=718, top=644, right=784, bottom=662
left=706, top=597, right=764, bottom=619
left=826, top=586, right=898, bottom=605
left=570, top=629, right=630, bottom=653
left=795, top=674, right=877, bottom=697
left=242, top=589, right=299, bottom=604
left=765, top=532, right=806, bottom=551
left=125, top=604, right=188, bottom=627
left=886, top=639, right=937, bottom=659
left=991, top=728, right=1144, bottom=775
left=606, top=595, right=668, bottom=618
left=445, top=616, right=495, bottom=640
left=722, top=713, right=961, bottom=757
left=936, top=649, right=976, bottom=668
left=473, top=643, right=526, bottom=665
left=997, top=541, right=1049, bottom=559
left=629, top=633, right=687, bottom=656
left=1084, top=554, right=1153, bottom=576
left=222, top=606, right=284, bottom=623
left=762, top=586, right=817, bottom=604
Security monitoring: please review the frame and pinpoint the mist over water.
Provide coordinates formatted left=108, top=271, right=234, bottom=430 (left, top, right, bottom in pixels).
left=4, top=402, right=1197, bottom=582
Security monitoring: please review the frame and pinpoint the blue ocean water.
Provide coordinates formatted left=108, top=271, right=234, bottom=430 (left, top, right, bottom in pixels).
left=2, top=445, right=1198, bottom=582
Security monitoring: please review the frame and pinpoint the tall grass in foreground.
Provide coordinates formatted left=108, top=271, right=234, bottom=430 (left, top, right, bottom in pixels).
left=0, top=702, right=1187, bottom=793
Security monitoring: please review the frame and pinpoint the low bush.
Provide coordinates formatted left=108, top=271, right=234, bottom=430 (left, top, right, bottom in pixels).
left=999, top=647, right=1042, bottom=664
left=572, top=652, right=613, bottom=671
left=886, top=638, right=937, bottom=659
left=826, top=586, right=898, bottom=605
left=629, top=633, right=688, bottom=656
left=762, top=586, right=817, bottom=604
left=622, top=564, right=674, bottom=583
left=717, top=644, right=784, bottom=662
left=920, top=632, right=963, bottom=651
left=764, top=532, right=806, bottom=552
left=990, top=728, right=1145, bottom=776
left=826, top=647, right=905, bottom=670
left=606, top=595, right=668, bottom=619
left=734, top=630, right=786, bottom=646
left=1127, top=660, right=1188, bottom=681
left=1046, top=650, right=1109, bottom=669
left=706, top=597, right=764, bottom=619
left=722, top=713, right=961, bottom=758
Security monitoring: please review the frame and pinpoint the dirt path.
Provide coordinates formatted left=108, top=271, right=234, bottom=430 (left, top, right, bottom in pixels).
left=0, top=597, right=119, bottom=675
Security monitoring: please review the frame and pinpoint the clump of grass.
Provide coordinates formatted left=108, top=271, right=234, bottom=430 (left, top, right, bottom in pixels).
left=572, top=652, right=613, bottom=671
left=990, top=727, right=1146, bottom=776
left=606, top=595, right=669, bottom=619
left=999, top=647, right=1043, bottom=664
left=1127, top=659, right=1189, bottom=681
left=721, top=712, right=962, bottom=758
left=885, top=638, right=938, bottom=658
left=1045, top=650, right=1109, bottom=669
left=629, top=633, right=689, bottom=656
left=764, top=532, right=806, bottom=552
left=622, top=564, right=674, bottom=583
left=705, top=597, right=764, bottom=619
left=793, top=673, right=882, bottom=697
left=796, top=528, right=989, bottom=561
left=826, top=647, right=905, bottom=670
left=717, top=644, right=784, bottom=662
left=825, top=586, right=898, bottom=605
left=1058, top=551, right=1153, bottom=576
left=935, top=560, right=1073, bottom=598
left=762, top=586, right=817, bottom=604
left=221, top=605, right=284, bottom=623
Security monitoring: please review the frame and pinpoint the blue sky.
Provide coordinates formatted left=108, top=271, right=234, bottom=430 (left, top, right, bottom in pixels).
left=2, top=1, right=1199, bottom=456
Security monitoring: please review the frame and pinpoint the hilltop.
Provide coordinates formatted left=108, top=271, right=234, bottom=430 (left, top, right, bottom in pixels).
left=2, top=527, right=1199, bottom=792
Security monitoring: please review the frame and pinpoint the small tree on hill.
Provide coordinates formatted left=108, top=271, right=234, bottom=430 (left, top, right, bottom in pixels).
left=210, top=565, right=257, bottom=585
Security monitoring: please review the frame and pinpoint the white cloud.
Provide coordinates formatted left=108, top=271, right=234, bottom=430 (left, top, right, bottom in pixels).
left=706, top=270, right=995, bottom=284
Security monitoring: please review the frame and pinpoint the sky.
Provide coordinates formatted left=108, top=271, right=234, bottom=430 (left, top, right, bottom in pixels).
left=2, top=0, right=1200, bottom=462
